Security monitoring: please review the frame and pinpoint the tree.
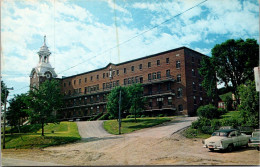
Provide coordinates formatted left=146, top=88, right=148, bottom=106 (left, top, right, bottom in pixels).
left=127, top=84, right=146, bottom=122
left=6, top=93, right=29, bottom=130
left=1, top=81, right=9, bottom=106
left=27, top=79, right=63, bottom=136
left=199, top=56, right=218, bottom=101
left=211, top=38, right=259, bottom=104
left=106, top=86, right=129, bottom=120
left=238, top=80, right=259, bottom=128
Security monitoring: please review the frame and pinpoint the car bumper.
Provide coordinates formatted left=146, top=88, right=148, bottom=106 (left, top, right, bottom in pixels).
left=248, top=143, right=260, bottom=147
left=203, top=145, right=224, bottom=150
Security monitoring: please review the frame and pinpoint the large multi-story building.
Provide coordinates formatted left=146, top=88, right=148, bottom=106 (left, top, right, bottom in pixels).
left=30, top=37, right=210, bottom=120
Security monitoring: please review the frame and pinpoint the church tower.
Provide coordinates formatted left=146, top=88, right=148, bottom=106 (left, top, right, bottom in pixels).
left=30, top=35, right=57, bottom=89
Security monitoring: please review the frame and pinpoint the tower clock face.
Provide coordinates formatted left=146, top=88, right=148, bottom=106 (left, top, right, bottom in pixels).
left=45, top=72, right=52, bottom=79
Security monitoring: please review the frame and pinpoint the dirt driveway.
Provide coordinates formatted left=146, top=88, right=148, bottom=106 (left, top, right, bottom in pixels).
left=2, top=116, right=260, bottom=166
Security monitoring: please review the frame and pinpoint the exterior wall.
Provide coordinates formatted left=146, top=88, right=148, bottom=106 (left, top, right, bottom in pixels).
left=57, top=47, right=210, bottom=120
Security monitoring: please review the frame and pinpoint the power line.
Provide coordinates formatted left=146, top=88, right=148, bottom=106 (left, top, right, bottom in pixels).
left=57, top=0, right=208, bottom=75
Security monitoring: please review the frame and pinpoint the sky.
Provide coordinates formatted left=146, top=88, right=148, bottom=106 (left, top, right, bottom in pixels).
left=1, top=0, right=259, bottom=101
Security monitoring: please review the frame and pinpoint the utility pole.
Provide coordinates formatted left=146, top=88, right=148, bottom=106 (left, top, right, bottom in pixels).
left=2, top=87, right=14, bottom=149
left=118, top=89, right=121, bottom=134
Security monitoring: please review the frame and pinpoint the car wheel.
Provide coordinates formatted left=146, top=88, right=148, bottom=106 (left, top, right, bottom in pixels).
left=227, top=144, right=234, bottom=152
left=257, top=146, right=260, bottom=151
left=209, top=148, right=214, bottom=151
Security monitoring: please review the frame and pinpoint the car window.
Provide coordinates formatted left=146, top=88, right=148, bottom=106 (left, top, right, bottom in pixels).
left=252, top=132, right=260, bottom=137
left=212, top=132, right=228, bottom=137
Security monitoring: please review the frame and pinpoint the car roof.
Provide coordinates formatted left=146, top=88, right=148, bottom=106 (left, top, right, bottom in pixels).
left=215, top=129, right=237, bottom=133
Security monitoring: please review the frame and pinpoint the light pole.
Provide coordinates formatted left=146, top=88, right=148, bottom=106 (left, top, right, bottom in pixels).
left=118, top=89, right=121, bottom=134
left=2, top=87, right=14, bottom=149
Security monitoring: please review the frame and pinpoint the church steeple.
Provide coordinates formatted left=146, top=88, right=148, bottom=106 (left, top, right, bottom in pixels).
left=30, top=35, right=57, bottom=85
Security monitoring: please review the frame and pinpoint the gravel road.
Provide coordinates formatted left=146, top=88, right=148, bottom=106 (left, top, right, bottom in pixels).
left=2, top=116, right=259, bottom=166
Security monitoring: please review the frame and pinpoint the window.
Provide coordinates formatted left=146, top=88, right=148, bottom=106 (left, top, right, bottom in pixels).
left=84, top=87, right=87, bottom=94
left=194, top=96, right=197, bottom=104
left=112, top=71, right=115, bottom=76
left=178, top=104, right=183, bottom=112
left=177, top=74, right=181, bottom=82
left=152, top=73, right=156, bottom=80
left=116, top=80, right=119, bottom=86
left=79, top=79, right=81, bottom=84
left=69, top=81, right=71, bottom=86
left=124, top=79, right=127, bottom=85
left=124, top=68, right=127, bottom=74
left=97, top=95, right=100, bottom=101
left=97, top=106, right=100, bottom=113
left=149, top=99, right=153, bottom=107
left=166, top=70, right=170, bottom=77
left=117, top=70, right=119, bottom=75
left=109, top=82, right=112, bottom=88
left=135, top=76, right=139, bottom=83
left=131, top=77, right=134, bottom=84
left=103, top=83, right=105, bottom=90
left=97, top=84, right=99, bottom=90
left=74, top=80, right=76, bottom=85
left=90, top=96, right=93, bottom=103
left=157, top=84, right=161, bottom=92
left=199, top=84, right=202, bottom=91
left=84, top=97, right=87, bottom=104
left=91, top=76, right=93, bottom=81
left=131, top=66, right=134, bottom=72
left=192, top=57, right=194, bottom=63
left=85, top=78, right=87, bottom=83
left=157, top=72, right=161, bottom=79
left=64, top=83, right=66, bottom=87
left=177, top=88, right=182, bottom=97
left=148, top=73, right=151, bottom=81
left=140, top=77, right=143, bottom=83
left=113, top=81, right=115, bottom=87
left=192, top=69, right=195, bottom=76
left=106, top=83, right=109, bottom=88
left=79, top=88, right=81, bottom=93
left=168, top=97, right=172, bottom=105
left=148, top=62, right=151, bottom=68
left=198, top=59, right=201, bottom=65
left=106, top=73, right=108, bottom=77
left=103, top=73, right=105, bottom=78
left=68, top=90, right=71, bottom=95
left=97, top=75, right=99, bottom=79
left=128, top=78, right=131, bottom=84
left=166, top=58, right=169, bottom=64
left=176, top=61, right=181, bottom=68
left=157, top=60, right=160, bottom=66
left=139, top=64, right=142, bottom=70
left=167, top=82, right=171, bottom=90
left=193, top=82, right=196, bottom=91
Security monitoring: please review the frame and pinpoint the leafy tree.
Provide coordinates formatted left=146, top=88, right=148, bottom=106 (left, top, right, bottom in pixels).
left=211, top=38, right=259, bottom=104
left=106, top=86, right=130, bottom=120
left=238, top=80, right=259, bottom=128
left=127, top=84, right=147, bottom=122
left=221, top=92, right=233, bottom=111
left=6, top=94, right=29, bottom=130
left=1, top=81, right=9, bottom=106
left=199, top=56, right=218, bottom=101
left=27, top=79, right=63, bottom=136
left=197, top=104, right=226, bottom=119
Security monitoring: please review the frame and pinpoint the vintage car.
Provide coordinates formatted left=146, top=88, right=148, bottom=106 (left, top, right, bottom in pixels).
left=202, top=129, right=250, bottom=152
left=249, top=130, right=260, bottom=151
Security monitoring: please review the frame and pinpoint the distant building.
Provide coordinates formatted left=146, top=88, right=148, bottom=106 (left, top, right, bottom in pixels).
left=30, top=36, right=211, bottom=120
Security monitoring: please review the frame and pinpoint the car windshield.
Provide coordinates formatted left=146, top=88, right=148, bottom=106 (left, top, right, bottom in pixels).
left=252, top=132, right=260, bottom=138
left=212, top=132, right=228, bottom=137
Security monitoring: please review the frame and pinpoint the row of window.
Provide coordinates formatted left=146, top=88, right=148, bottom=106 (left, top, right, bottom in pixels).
left=124, top=76, right=143, bottom=85
left=103, top=80, right=120, bottom=90
left=63, top=59, right=185, bottom=87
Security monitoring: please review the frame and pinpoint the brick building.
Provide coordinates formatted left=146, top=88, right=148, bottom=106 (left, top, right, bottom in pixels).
left=30, top=37, right=210, bottom=120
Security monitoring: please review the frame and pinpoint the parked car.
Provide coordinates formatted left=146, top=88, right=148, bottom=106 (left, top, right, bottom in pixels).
left=249, top=130, right=260, bottom=151
left=202, top=129, right=250, bottom=152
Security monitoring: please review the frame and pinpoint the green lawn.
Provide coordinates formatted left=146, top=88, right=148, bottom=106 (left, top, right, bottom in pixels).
left=221, top=110, right=240, bottom=119
left=1, top=122, right=80, bottom=149
left=103, top=117, right=173, bottom=135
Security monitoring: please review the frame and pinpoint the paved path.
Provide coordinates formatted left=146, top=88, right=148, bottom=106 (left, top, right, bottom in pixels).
left=76, top=120, right=110, bottom=138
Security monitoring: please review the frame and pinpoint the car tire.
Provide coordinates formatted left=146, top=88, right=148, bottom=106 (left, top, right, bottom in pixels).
left=257, top=146, right=260, bottom=151
left=227, top=144, right=234, bottom=152
left=209, top=148, right=214, bottom=151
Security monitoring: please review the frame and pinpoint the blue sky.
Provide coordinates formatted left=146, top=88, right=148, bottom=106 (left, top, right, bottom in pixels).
left=1, top=0, right=259, bottom=100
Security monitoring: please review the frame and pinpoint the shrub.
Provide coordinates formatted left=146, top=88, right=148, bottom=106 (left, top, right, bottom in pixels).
left=126, top=115, right=135, bottom=118
left=217, top=108, right=227, bottom=115
left=184, top=128, right=198, bottom=138
left=191, top=120, right=200, bottom=129
left=197, top=104, right=223, bottom=119
left=158, top=114, right=164, bottom=117
left=141, top=115, right=146, bottom=118
left=221, top=118, right=241, bottom=129
left=98, top=113, right=110, bottom=120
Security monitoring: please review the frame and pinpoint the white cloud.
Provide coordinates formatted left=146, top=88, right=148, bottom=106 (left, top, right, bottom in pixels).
left=7, top=76, right=29, bottom=83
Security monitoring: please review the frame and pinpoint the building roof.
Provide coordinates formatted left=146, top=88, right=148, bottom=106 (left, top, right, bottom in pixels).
left=61, top=46, right=207, bottom=79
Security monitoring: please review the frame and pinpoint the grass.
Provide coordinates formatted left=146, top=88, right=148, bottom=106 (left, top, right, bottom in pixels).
left=221, top=110, right=240, bottom=119
left=183, top=128, right=211, bottom=139
left=1, top=122, right=81, bottom=149
left=103, top=117, right=173, bottom=135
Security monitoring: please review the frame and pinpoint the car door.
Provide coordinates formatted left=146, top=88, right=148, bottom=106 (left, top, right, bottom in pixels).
left=229, top=131, right=239, bottom=147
